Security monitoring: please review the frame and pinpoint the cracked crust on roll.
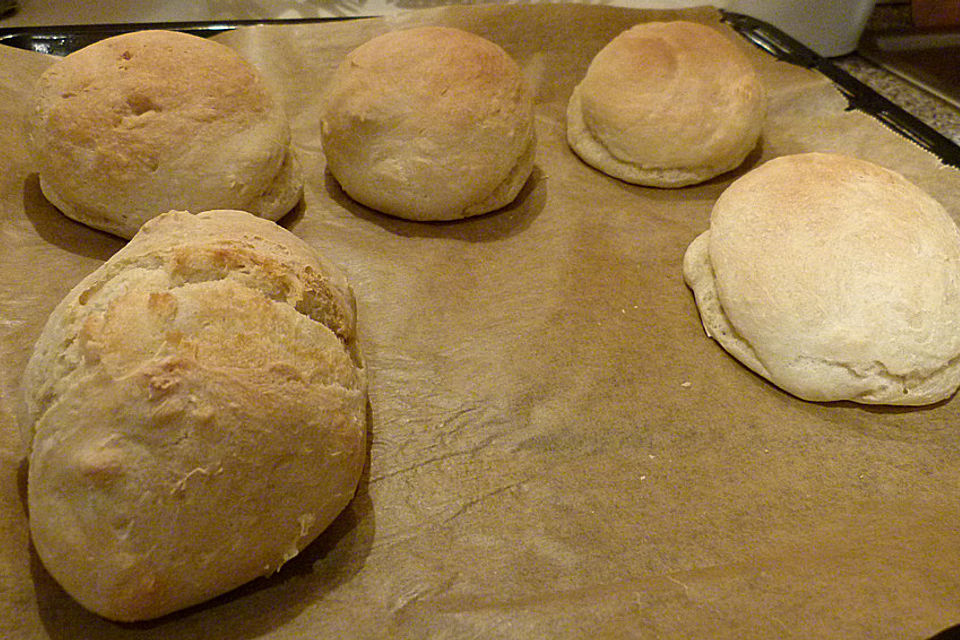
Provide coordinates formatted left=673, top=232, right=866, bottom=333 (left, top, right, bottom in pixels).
left=30, top=30, right=303, bottom=239
left=20, top=210, right=364, bottom=621
left=683, top=153, right=960, bottom=405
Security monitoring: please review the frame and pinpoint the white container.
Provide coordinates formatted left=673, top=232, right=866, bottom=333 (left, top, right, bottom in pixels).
left=725, top=0, right=877, bottom=57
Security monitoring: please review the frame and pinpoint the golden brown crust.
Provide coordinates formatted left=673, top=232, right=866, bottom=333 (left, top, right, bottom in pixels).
left=30, top=30, right=303, bottom=238
left=320, top=26, right=535, bottom=220
left=22, top=210, right=365, bottom=621
left=567, top=20, right=764, bottom=187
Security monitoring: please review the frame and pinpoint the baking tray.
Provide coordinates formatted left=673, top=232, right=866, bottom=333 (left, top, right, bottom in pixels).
left=1, top=10, right=959, bottom=169
left=3, top=7, right=960, bottom=639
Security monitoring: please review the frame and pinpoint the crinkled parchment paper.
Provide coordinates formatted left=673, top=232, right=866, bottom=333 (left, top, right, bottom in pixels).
left=2, top=5, right=960, bottom=639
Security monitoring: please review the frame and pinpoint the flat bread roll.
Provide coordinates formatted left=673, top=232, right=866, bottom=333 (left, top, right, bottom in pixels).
left=320, top=26, right=536, bottom=221
left=29, top=30, right=303, bottom=239
left=683, top=152, right=960, bottom=405
left=567, top=20, right=765, bottom=187
left=21, top=210, right=366, bottom=621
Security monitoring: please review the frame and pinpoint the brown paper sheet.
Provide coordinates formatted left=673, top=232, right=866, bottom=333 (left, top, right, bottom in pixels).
left=3, top=5, right=960, bottom=638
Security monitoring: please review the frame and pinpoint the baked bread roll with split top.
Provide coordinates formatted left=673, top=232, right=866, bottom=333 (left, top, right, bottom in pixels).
left=29, top=30, right=303, bottom=239
left=567, top=20, right=765, bottom=187
left=683, top=152, right=960, bottom=405
left=20, top=209, right=366, bottom=621
left=320, top=26, right=536, bottom=221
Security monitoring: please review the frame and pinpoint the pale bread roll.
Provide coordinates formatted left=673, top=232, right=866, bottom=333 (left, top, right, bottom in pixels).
left=320, top=26, right=536, bottom=221
left=567, top=20, right=765, bottom=187
left=21, top=210, right=366, bottom=621
left=683, top=152, right=960, bottom=405
left=29, top=30, right=303, bottom=239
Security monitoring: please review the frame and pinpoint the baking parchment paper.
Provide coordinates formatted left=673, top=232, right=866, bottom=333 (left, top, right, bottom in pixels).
left=2, top=5, right=960, bottom=639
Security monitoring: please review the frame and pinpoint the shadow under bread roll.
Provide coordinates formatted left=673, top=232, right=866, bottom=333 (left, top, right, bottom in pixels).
left=684, top=152, right=960, bottom=405
left=29, top=30, right=303, bottom=239
left=20, top=210, right=366, bottom=621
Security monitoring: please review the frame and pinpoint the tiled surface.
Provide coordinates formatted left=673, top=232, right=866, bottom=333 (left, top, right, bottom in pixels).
left=837, top=2, right=960, bottom=146
left=834, top=55, right=960, bottom=145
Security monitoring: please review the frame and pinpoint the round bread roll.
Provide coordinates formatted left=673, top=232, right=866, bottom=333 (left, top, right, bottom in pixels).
left=320, top=26, right=536, bottom=221
left=683, top=152, right=960, bottom=405
left=21, top=210, right=366, bottom=621
left=567, top=20, right=765, bottom=187
left=29, top=30, right=303, bottom=239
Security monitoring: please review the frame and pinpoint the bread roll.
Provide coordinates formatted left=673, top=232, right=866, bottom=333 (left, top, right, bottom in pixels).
left=683, top=152, right=960, bottom=405
left=29, top=30, right=303, bottom=239
left=320, top=26, right=536, bottom=221
left=21, top=210, right=366, bottom=621
left=567, top=20, right=764, bottom=187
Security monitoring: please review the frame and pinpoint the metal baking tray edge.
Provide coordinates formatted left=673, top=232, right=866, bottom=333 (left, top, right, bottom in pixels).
left=722, top=11, right=960, bottom=168
left=0, top=16, right=355, bottom=56
left=0, top=11, right=958, bottom=169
